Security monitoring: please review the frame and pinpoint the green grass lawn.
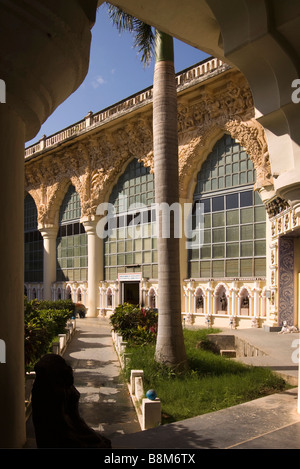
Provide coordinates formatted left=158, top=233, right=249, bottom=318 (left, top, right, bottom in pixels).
left=124, top=328, right=289, bottom=424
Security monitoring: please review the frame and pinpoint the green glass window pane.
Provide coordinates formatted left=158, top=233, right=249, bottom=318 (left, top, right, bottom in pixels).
left=67, top=248, right=74, bottom=257
left=67, top=258, right=73, bottom=268
left=212, top=212, right=224, bottom=227
left=240, top=259, right=253, bottom=276
left=143, top=251, right=152, bottom=263
left=135, top=238, right=142, bottom=251
left=232, top=174, right=239, bottom=186
left=213, top=244, right=225, bottom=258
left=240, top=208, right=253, bottom=224
left=226, top=226, right=239, bottom=241
left=226, top=243, right=239, bottom=258
left=110, top=255, right=117, bottom=266
left=118, top=240, right=125, bottom=252
left=227, top=210, right=239, bottom=226
left=61, top=238, right=67, bottom=248
left=241, top=242, right=253, bottom=257
left=110, top=242, right=117, bottom=254
left=254, top=258, right=266, bottom=276
left=212, top=260, right=224, bottom=277
left=152, top=264, right=158, bottom=278
left=254, top=206, right=266, bottom=222
left=240, top=160, right=247, bottom=171
left=80, top=234, right=87, bottom=245
left=240, top=172, right=247, bottom=184
left=225, top=175, right=231, bottom=186
left=134, top=252, right=142, bottom=264
left=190, top=249, right=199, bottom=260
left=254, top=240, right=266, bottom=256
left=68, top=270, right=73, bottom=281
left=200, top=261, right=210, bottom=277
left=110, top=268, right=117, bottom=279
left=80, top=246, right=87, bottom=256
left=117, top=254, right=125, bottom=265
left=126, top=240, right=133, bottom=251
left=143, top=238, right=152, bottom=250
left=105, top=243, right=109, bottom=254
left=59, top=185, right=81, bottom=223
left=225, top=165, right=231, bottom=175
left=143, top=265, right=152, bottom=278
left=201, top=245, right=211, bottom=259
left=213, top=228, right=225, bottom=243
left=226, top=259, right=239, bottom=277
left=204, top=214, right=211, bottom=229
left=74, top=257, right=80, bottom=268
left=118, top=228, right=126, bottom=240
left=203, top=230, right=211, bottom=244
left=254, top=223, right=266, bottom=239
left=189, top=261, right=199, bottom=277
left=241, top=224, right=253, bottom=240
left=125, top=253, right=133, bottom=264
left=153, top=251, right=158, bottom=263
left=254, top=191, right=263, bottom=205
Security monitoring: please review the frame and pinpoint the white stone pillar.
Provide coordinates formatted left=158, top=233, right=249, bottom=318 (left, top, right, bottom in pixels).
left=206, top=282, right=213, bottom=316
left=253, top=281, right=261, bottom=318
left=0, top=107, right=26, bottom=447
left=40, top=225, right=58, bottom=301
left=83, top=219, right=102, bottom=317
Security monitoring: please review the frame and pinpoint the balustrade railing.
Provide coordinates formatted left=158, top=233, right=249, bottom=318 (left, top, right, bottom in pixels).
left=25, top=57, right=227, bottom=159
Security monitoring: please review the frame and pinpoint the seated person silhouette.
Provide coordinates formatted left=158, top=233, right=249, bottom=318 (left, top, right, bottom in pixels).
left=32, top=354, right=111, bottom=448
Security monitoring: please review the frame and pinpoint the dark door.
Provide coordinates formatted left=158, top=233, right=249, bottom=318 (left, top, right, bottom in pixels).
left=123, top=282, right=140, bottom=305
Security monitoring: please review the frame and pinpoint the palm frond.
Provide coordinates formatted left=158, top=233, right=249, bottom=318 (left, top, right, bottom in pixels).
left=106, top=3, right=155, bottom=66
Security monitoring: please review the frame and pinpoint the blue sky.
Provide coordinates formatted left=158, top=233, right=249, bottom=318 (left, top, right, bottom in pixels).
left=26, top=4, right=209, bottom=146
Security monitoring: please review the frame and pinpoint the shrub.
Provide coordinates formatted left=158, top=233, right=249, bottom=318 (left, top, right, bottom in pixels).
left=110, top=303, right=158, bottom=345
left=24, top=298, right=75, bottom=370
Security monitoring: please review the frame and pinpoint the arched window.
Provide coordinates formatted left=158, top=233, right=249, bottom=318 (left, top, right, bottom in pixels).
left=215, top=284, right=228, bottom=314
left=66, top=285, right=72, bottom=300
left=107, top=288, right=113, bottom=308
left=188, top=135, right=266, bottom=279
left=104, top=159, right=157, bottom=280
left=56, top=185, right=88, bottom=282
left=195, top=289, right=204, bottom=313
left=149, top=288, right=156, bottom=309
left=24, top=194, right=43, bottom=282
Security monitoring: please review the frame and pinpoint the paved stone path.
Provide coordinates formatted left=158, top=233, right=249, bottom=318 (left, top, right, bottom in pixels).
left=64, top=317, right=140, bottom=442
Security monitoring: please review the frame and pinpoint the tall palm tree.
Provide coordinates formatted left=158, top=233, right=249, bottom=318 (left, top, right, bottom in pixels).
left=107, top=4, right=187, bottom=369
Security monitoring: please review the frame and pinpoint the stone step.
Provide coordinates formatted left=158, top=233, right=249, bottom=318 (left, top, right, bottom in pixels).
left=220, top=349, right=236, bottom=358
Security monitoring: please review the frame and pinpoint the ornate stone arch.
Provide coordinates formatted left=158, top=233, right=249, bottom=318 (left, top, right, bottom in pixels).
left=213, top=282, right=229, bottom=314
left=179, top=119, right=273, bottom=201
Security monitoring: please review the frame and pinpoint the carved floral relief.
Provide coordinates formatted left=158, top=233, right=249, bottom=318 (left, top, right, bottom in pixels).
left=25, top=70, right=272, bottom=225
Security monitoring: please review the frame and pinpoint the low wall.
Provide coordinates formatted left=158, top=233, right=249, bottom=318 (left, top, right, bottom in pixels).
left=112, top=330, right=161, bottom=431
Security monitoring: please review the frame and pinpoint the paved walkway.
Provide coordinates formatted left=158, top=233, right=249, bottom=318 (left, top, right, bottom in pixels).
left=26, top=318, right=300, bottom=449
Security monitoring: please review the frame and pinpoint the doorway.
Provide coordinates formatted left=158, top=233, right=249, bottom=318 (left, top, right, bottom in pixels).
left=123, top=282, right=140, bottom=305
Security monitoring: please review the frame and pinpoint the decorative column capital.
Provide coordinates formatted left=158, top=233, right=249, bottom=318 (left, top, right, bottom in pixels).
left=39, top=225, right=58, bottom=239
left=81, top=217, right=100, bottom=235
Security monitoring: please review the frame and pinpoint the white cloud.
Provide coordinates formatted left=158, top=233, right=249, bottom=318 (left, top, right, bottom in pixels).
left=92, top=75, right=107, bottom=88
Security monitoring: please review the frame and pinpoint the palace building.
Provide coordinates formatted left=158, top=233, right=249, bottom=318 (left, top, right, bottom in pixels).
left=2, top=0, right=300, bottom=448
left=24, top=57, right=298, bottom=330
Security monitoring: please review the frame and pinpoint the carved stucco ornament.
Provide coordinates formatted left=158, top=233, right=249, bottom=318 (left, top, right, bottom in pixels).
left=25, top=73, right=272, bottom=223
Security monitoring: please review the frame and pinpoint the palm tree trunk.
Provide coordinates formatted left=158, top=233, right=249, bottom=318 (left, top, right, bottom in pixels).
left=153, top=31, right=187, bottom=368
